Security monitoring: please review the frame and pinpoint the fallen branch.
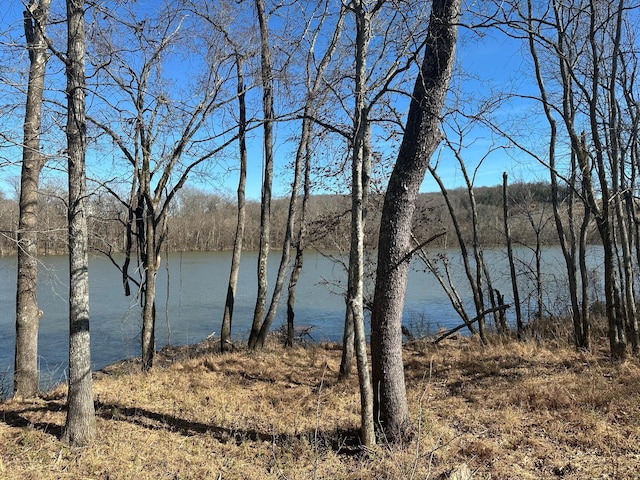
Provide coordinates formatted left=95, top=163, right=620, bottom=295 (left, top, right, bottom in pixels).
left=432, top=304, right=512, bottom=344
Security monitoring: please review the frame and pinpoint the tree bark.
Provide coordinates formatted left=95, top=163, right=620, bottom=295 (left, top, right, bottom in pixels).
left=371, top=0, right=460, bottom=444
left=286, top=150, right=309, bottom=347
left=140, top=213, right=157, bottom=370
left=63, top=0, right=96, bottom=445
left=502, top=172, right=523, bottom=338
left=14, top=0, right=50, bottom=400
left=344, top=0, right=376, bottom=449
left=248, top=0, right=274, bottom=350
left=221, top=54, right=247, bottom=353
left=607, top=0, right=638, bottom=353
left=338, top=306, right=355, bottom=379
left=584, top=0, right=626, bottom=358
left=258, top=2, right=346, bottom=348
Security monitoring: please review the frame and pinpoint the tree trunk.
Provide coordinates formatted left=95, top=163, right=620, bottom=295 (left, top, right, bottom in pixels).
left=139, top=151, right=158, bottom=370
left=248, top=0, right=274, bottom=350
left=258, top=4, right=346, bottom=348
left=607, top=0, right=638, bottom=354
left=459, top=163, right=488, bottom=344
left=622, top=190, right=640, bottom=353
left=221, top=54, right=247, bottom=353
left=286, top=257, right=302, bottom=347
left=344, top=0, right=376, bottom=449
left=141, top=229, right=157, bottom=371
left=339, top=0, right=373, bottom=383
left=287, top=132, right=312, bottom=349
left=255, top=142, right=302, bottom=346
left=502, top=172, right=523, bottom=338
left=14, top=0, right=50, bottom=400
left=584, top=0, right=626, bottom=358
left=63, top=0, right=96, bottom=446
left=371, top=0, right=460, bottom=444
left=338, top=306, right=355, bottom=380
left=578, top=184, right=591, bottom=351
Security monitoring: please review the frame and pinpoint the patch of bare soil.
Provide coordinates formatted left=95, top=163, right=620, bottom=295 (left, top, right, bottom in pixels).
left=1, top=336, right=639, bottom=479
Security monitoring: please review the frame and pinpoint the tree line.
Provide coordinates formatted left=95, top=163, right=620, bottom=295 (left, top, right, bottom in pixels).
left=0, top=181, right=580, bottom=255
left=1, top=0, right=639, bottom=450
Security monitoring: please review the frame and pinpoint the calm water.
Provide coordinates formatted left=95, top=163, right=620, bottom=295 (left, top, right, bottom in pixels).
left=0, top=247, right=604, bottom=392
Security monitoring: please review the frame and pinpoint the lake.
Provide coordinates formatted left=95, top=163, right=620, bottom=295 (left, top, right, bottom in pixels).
left=0, top=247, right=604, bottom=393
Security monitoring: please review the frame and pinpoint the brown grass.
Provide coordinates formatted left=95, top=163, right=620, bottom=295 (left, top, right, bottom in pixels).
left=1, top=336, right=639, bottom=479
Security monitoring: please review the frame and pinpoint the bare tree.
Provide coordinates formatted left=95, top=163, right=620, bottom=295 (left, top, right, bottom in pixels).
left=286, top=3, right=347, bottom=347
left=286, top=149, right=311, bottom=347
left=336, top=0, right=383, bottom=448
left=221, top=51, right=248, bottom=353
left=428, top=132, right=498, bottom=345
left=87, top=3, right=238, bottom=369
left=523, top=0, right=593, bottom=351
left=248, top=0, right=275, bottom=350
left=14, top=0, right=50, bottom=400
left=371, top=0, right=461, bottom=443
left=190, top=3, right=256, bottom=353
left=63, top=0, right=96, bottom=445
left=494, top=0, right=640, bottom=356
left=254, top=0, right=347, bottom=348
left=334, top=0, right=426, bottom=378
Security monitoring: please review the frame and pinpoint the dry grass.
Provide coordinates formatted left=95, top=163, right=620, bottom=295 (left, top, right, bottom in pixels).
left=1, top=336, right=639, bottom=479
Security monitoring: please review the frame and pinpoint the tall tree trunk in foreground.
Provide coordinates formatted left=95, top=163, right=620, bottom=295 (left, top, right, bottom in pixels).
left=140, top=207, right=158, bottom=370
left=63, top=0, right=96, bottom=445
left=248, top=0, right=274, bottom=350
left=338, top=0, right=374, bottom=383
left=221, top=54, right=247, bottom=353
left=371, top=0, right=460, bottom=443
left=344, top=0, right=376, bottom=449
left=14, top=0, right=50, bottom=400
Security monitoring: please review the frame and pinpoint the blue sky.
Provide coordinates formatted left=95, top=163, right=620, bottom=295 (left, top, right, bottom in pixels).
left=429, top=25, right=550, bottom=191
left=0, top=1, right=551, bottom=202
left=231, top=15, right=551, bottom=200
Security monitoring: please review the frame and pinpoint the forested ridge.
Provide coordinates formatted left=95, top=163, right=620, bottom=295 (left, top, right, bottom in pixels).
left=0, top=181, right=582, bottom=255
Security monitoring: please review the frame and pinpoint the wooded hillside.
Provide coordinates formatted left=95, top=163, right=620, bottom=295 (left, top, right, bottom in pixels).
left=0, top=181, right=587, bottom=256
